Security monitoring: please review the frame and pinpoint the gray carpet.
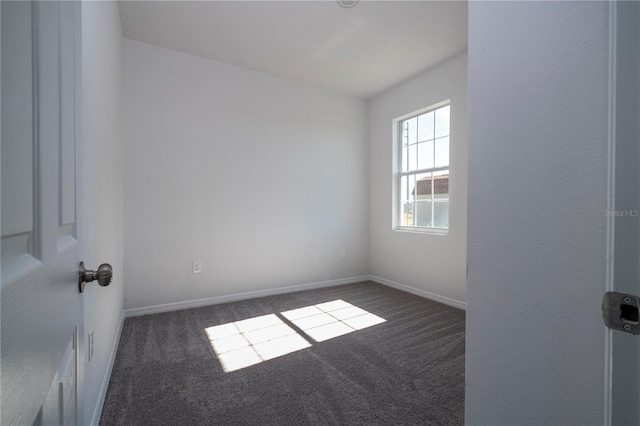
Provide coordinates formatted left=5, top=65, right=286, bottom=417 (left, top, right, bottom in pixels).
left=100, top=281, right=465, bottom=425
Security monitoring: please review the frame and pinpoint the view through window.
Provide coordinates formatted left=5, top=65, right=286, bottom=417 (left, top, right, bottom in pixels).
left=398, top=103, right=450, bottom=230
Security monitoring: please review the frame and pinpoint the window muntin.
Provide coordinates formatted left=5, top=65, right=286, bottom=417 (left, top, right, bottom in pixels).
left=398, top=103, right=450, bottom=230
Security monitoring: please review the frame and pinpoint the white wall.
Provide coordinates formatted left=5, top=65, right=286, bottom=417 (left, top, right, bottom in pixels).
left=81, top=2, right=124, bottom=424
left=122, top=39, right=369, bottom=309
left=466, top=2, right=609, bottom=424
left=368, top=54, right=468, bottom=307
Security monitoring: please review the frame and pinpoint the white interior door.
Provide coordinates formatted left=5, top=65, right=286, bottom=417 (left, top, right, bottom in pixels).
left=1, top=1, right=85, bottom=424
left=609, top=1, right=640, bottom=425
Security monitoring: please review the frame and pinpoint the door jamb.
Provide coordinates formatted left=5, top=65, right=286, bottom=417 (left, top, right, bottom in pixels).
left=604, top=1, right=617, bottom=424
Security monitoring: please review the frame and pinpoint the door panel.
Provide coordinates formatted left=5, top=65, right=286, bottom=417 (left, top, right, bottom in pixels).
left=1, top=2, right=84, bottom=424
left=0, top=1, right=38, bottom=286
left=37, top=332, right=77, bottom=426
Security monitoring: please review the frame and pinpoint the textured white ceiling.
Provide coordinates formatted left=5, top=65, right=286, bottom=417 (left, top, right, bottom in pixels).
left=119, top=1, right=468, bottom=98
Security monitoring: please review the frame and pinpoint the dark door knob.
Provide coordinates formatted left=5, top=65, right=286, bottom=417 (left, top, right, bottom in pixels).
left=79, top=261, right=113, bottom=293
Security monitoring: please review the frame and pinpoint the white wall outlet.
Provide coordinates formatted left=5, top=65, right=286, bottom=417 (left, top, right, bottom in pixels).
left=340, top=248, right=347, bottom=260
left=88, top=330, right=94, bottom=362
left=192, top=260, right=202, bottom=274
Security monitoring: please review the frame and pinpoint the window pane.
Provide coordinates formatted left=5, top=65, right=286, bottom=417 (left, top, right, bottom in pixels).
left=435, top=105, right=450, bottom=138
left=418, top=111, right=434, bottom=142
left=401, top=201, right=414, bottom=226
left=402, top=122, right=409, bottom=146
left=408, top=143, right=417, bottom=172
left=433, top=169, right=449, bottom=178
left=434, top=200, right=449, bottom=228
left=433, top=169, right=449, bottom=199
left=407, top=174, right=416, bottom=201
left=401, top=146, right=408, bottom=172
left=434, top=136, right=449, bottom=168
left=417, top=141, right=434, bottom=170
left=415, top=200, right=433, bottom=227
left=414, top=172, right=431, bottom=200
left=406, top=117, right=417, bottom=145
left=400, top=175, right=408, bottom=201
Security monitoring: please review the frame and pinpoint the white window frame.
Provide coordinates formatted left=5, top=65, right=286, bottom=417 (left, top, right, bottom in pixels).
left=393, top=100, right=450, bottom=234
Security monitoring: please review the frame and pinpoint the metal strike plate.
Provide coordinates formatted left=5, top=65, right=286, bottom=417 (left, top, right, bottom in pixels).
left=602, top=292, right=640, bottom=335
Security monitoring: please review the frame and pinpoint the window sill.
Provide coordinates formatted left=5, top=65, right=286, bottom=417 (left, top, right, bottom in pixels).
left=395, top=226, right=449, bottom=236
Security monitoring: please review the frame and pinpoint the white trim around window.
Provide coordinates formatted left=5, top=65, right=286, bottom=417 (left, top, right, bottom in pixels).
left=393, top=100, right=451, bottom=233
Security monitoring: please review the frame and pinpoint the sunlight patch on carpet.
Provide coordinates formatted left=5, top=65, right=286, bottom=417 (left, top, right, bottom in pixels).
left=281, top=300, right=386, bottom=342
left=205, top=301, right=385, bottom=372
left=205, top=314, right=310, bottom=372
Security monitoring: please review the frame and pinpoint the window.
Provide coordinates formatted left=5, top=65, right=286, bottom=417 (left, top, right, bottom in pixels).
left=396, top=102, right=450, bottom=230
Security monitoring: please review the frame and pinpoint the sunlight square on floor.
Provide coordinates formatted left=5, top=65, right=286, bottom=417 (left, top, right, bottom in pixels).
left=281, top=299, right=386, bottom=342
left=204, top=301, right=386, bottom=372
left=205, top=314, right=311, bottom=372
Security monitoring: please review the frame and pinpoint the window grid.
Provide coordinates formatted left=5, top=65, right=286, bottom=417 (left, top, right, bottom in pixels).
left=397, top=103, right=450, bottom=230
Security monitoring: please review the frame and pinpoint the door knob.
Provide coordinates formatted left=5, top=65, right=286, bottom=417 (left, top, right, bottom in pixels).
left=79, top=261, right=113, bottom=293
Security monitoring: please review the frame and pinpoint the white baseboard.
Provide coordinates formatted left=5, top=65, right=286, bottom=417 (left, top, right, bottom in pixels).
left=369, top=275, right=466, bottom=310
left=90, top=310, right=125, bottom=426
left=124, top=275, right=370, bottom=317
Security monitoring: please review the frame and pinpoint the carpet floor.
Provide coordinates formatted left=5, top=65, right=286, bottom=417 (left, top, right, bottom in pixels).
left=100, top=281, right=465, bottom=425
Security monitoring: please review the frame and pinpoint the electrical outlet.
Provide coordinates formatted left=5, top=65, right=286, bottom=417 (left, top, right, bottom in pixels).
left=192, top=260, right=202, bottom=274
left=88, top=330, right=94, bottom=362
left=340, top=248, right=347, bottom=260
